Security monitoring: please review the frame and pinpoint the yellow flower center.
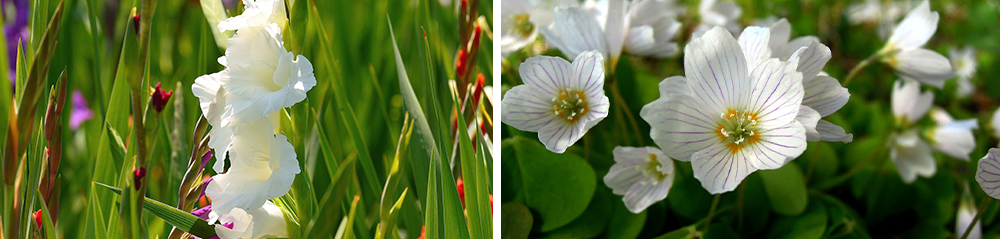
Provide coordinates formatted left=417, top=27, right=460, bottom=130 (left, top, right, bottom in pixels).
left=637, top=153, right=668, bottom=185
left=514, top=14, right=534, bottom=38
left=715, top=109, right=761, bottom=154
left=552, top=90, right=589, bottom=124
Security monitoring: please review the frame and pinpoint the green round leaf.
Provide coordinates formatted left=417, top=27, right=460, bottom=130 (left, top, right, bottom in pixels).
left=502, top=202, right=534, bottom=239
left=760, top=163, right=809, bottom=216
left=765, top=198, right=828, bottom=239
left=512, top=137, right=597, bottom=232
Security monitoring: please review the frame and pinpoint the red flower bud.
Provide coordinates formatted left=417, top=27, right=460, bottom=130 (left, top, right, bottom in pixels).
left=418, top=225, right=426, bottom=239
left=473, top=73, right=485, bottom=107
left=151, top=82, right=173, bottom=113
left=132, top=13, right=141, bottom=35
left=457, top=178, right=466, bottom=207
left=490, top=194, right=493, bottom=213
left=133, top=167, right=146, bottom=191
left=471, top=24, right=482, bottom=53
left=456, top=49, right=469, bottom=79
left=32, top=210, right=43, bottom=229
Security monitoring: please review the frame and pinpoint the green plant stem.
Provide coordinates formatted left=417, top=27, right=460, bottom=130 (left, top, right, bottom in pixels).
left=609, top=81, right=644, bottom=146
left=703, top=194, right=722, bottom=231
left=961, top=197, right=992, bottom=239
left=841, top=54, right=877, bottom=87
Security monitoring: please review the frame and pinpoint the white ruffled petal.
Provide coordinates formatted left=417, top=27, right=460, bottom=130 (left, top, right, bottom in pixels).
left=206, top=118, right=300, bottom=213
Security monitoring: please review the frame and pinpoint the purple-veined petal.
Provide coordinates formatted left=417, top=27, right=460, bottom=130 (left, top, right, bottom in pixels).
left=501, top=86, right=558, bottom=132
left=571, top=51, right=607, bottom=99
left=540, top=7, right=607, bottom=60
left=767, top=18, right=791, bottom=52
left=657, top=76, right=689, bottom=96
left=737, top=26, right=772, bottom=71
left=787, top=41, right=831, bottom=83
left=796, top=106, right=821, bottom=142
left=518, top=54, right=575, bottom=96
left=641, top=93, right=719, bottom=161
left=690, top=142, right=755, bottom=194
left=604, top=146, right=674, bottom=213
left=753, top=120, right=808, bottom=167
left=746, top=58, right=803, bottom=128
left=802, top=75, right=849, bottom=117
left=683, top=26, right=749, bottom=113
left=976, top=148, right=1000, bottom=199
left=536, top=117, right=588, bottom=154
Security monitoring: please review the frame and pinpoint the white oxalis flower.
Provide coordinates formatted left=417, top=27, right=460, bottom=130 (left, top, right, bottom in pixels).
left=949, top=46, right=976, bottom=98
left=977, top=148, right=1000, bottom=199
left=640, top=26, right=808, bottom=194
left=206, top=118, right=301, bottom=212
left=209, top=201, right=289, bottom=239
left=692, top=0, right=742, bottom=38
left=604, top=146, right=675, bottom=213
left=888, top=80, right=977, bottom=183
left=993, top=107, right=1000, bottom=145
left=501, top=0, right=578, bottom=57
left=880, top=0, right=954, bottom=88
left=891, top=79, right=933, bottom=127
left=956, top=184, right=982, bottom=239
left=540, top=0, right=681, bottom=63
left=501, top=51, right=610, bottom=154
left=889, top=130, right=935, bottom=184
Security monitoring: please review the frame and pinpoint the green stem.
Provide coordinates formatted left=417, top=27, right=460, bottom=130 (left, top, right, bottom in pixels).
left=961, top=197, right=992, bottom=239
left=609, top=80, right=644, bottom=146
left=703, top=194, right=722, bottom=231
left=841, top=54, right=877, bottom=87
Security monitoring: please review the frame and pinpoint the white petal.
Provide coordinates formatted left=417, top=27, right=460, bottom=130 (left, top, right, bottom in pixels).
left=572, top=51, right=608, bottom=100
left=977, top=148, right=1000, bottom=199
left=797, top=106, right=821, bottom=142
left=683, top=26, right=749, bottom=113
left=816, top=120, right=853, bottom=143
left=891, top=132, right=935, bottom=184
left=930, top=120, right=978, bottom=160
left=956, top=184, right=982, bottom=239
left=767, top=18, right=791, bottom=52
left=500, top=85, right=559, bottom=132
left=891, top=79, right=933, bottom=125
left=887, top=0, right=938, bottom=50
left=737, top=26, right=772, bottom=70
left=787, top=41, right=831, bottom=83
left=206, top=119, right=300, bottom=213
left=891, top=48, right=955, bottom=88
left=754, top=120, right=809, bottom=167
left=248, top=201, right=290, bottom=238
left=500, top=14, right=537, bottom=57
left=540, top=7, right=607, bottom=60
left=747, top=58, right=803, bottom=129
left=536, top=118, right=587, bottom=154
left=604, top=0, right=627, bottom=60
left=691, top=142, right=758, bottom=194
left=604, top=146, right=674, bottom=213
left=641, top=93, right=720, bottom=161
left=993, top=107, right=1000, bottom=142
left=657, top=76, right=689, bottom=96
left=802, top=75, right=849, bottom=117
left=776, top=36, right=821, bottom=61
left=517, top=55, right=576, bottom=96
left=928, top=107, right=954, bottom=124
left=213, top=207, right=254, bottom=239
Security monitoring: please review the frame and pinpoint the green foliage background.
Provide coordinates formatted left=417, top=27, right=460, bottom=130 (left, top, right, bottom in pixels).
left=500, top=0, right=1000, bottom=238
left=0, top=0, right=494, bottom=238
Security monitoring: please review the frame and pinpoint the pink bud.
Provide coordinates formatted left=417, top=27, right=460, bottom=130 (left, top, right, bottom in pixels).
left=133, top=167, right=146, bottom=191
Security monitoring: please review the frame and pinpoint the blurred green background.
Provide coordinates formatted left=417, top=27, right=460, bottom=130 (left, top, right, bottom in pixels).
left=500, top=0, right=1000, bottom=238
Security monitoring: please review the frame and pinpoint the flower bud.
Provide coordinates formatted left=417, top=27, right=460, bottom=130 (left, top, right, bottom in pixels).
left=133, top=167, right=146, bottom=191
left=151, top=82, right=173, bottom=113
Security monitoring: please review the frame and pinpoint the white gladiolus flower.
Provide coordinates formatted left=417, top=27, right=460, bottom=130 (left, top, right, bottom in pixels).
left=692, top=0, right=742, bottom=38
left=949, top=46, right=977, bottom=98
left=640, top=26, right=808, bottom=194
left=889, top=130, right=935, bottom=183
left=218, top=0, right=288, bottom=33
left=501, top=51, right=610, bottom=153
left=880, top=0, right=954, bottom=88
left=501, top=0, right=578, bottom=57
left=206, top=118, right=301, bottom=212
left=956, top=184, right=982, bottom=239
left=927, top=108, right=977, bottom=160
left=219, top=23, right=316, bottom=125
left=604, top=146, right=675, bottom=213
left=209, top=201, right=289, bottom=239
left=540, top=0, right=681, bottom=62
left=977, top=148, right=1000, bottom=199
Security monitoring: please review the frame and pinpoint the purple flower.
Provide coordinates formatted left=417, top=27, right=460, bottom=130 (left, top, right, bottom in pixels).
left=3, top=0, right=29, bottom=86
left=192, top=204, right=212, bottom=220
left=69, top=90, right=94, bottom=130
